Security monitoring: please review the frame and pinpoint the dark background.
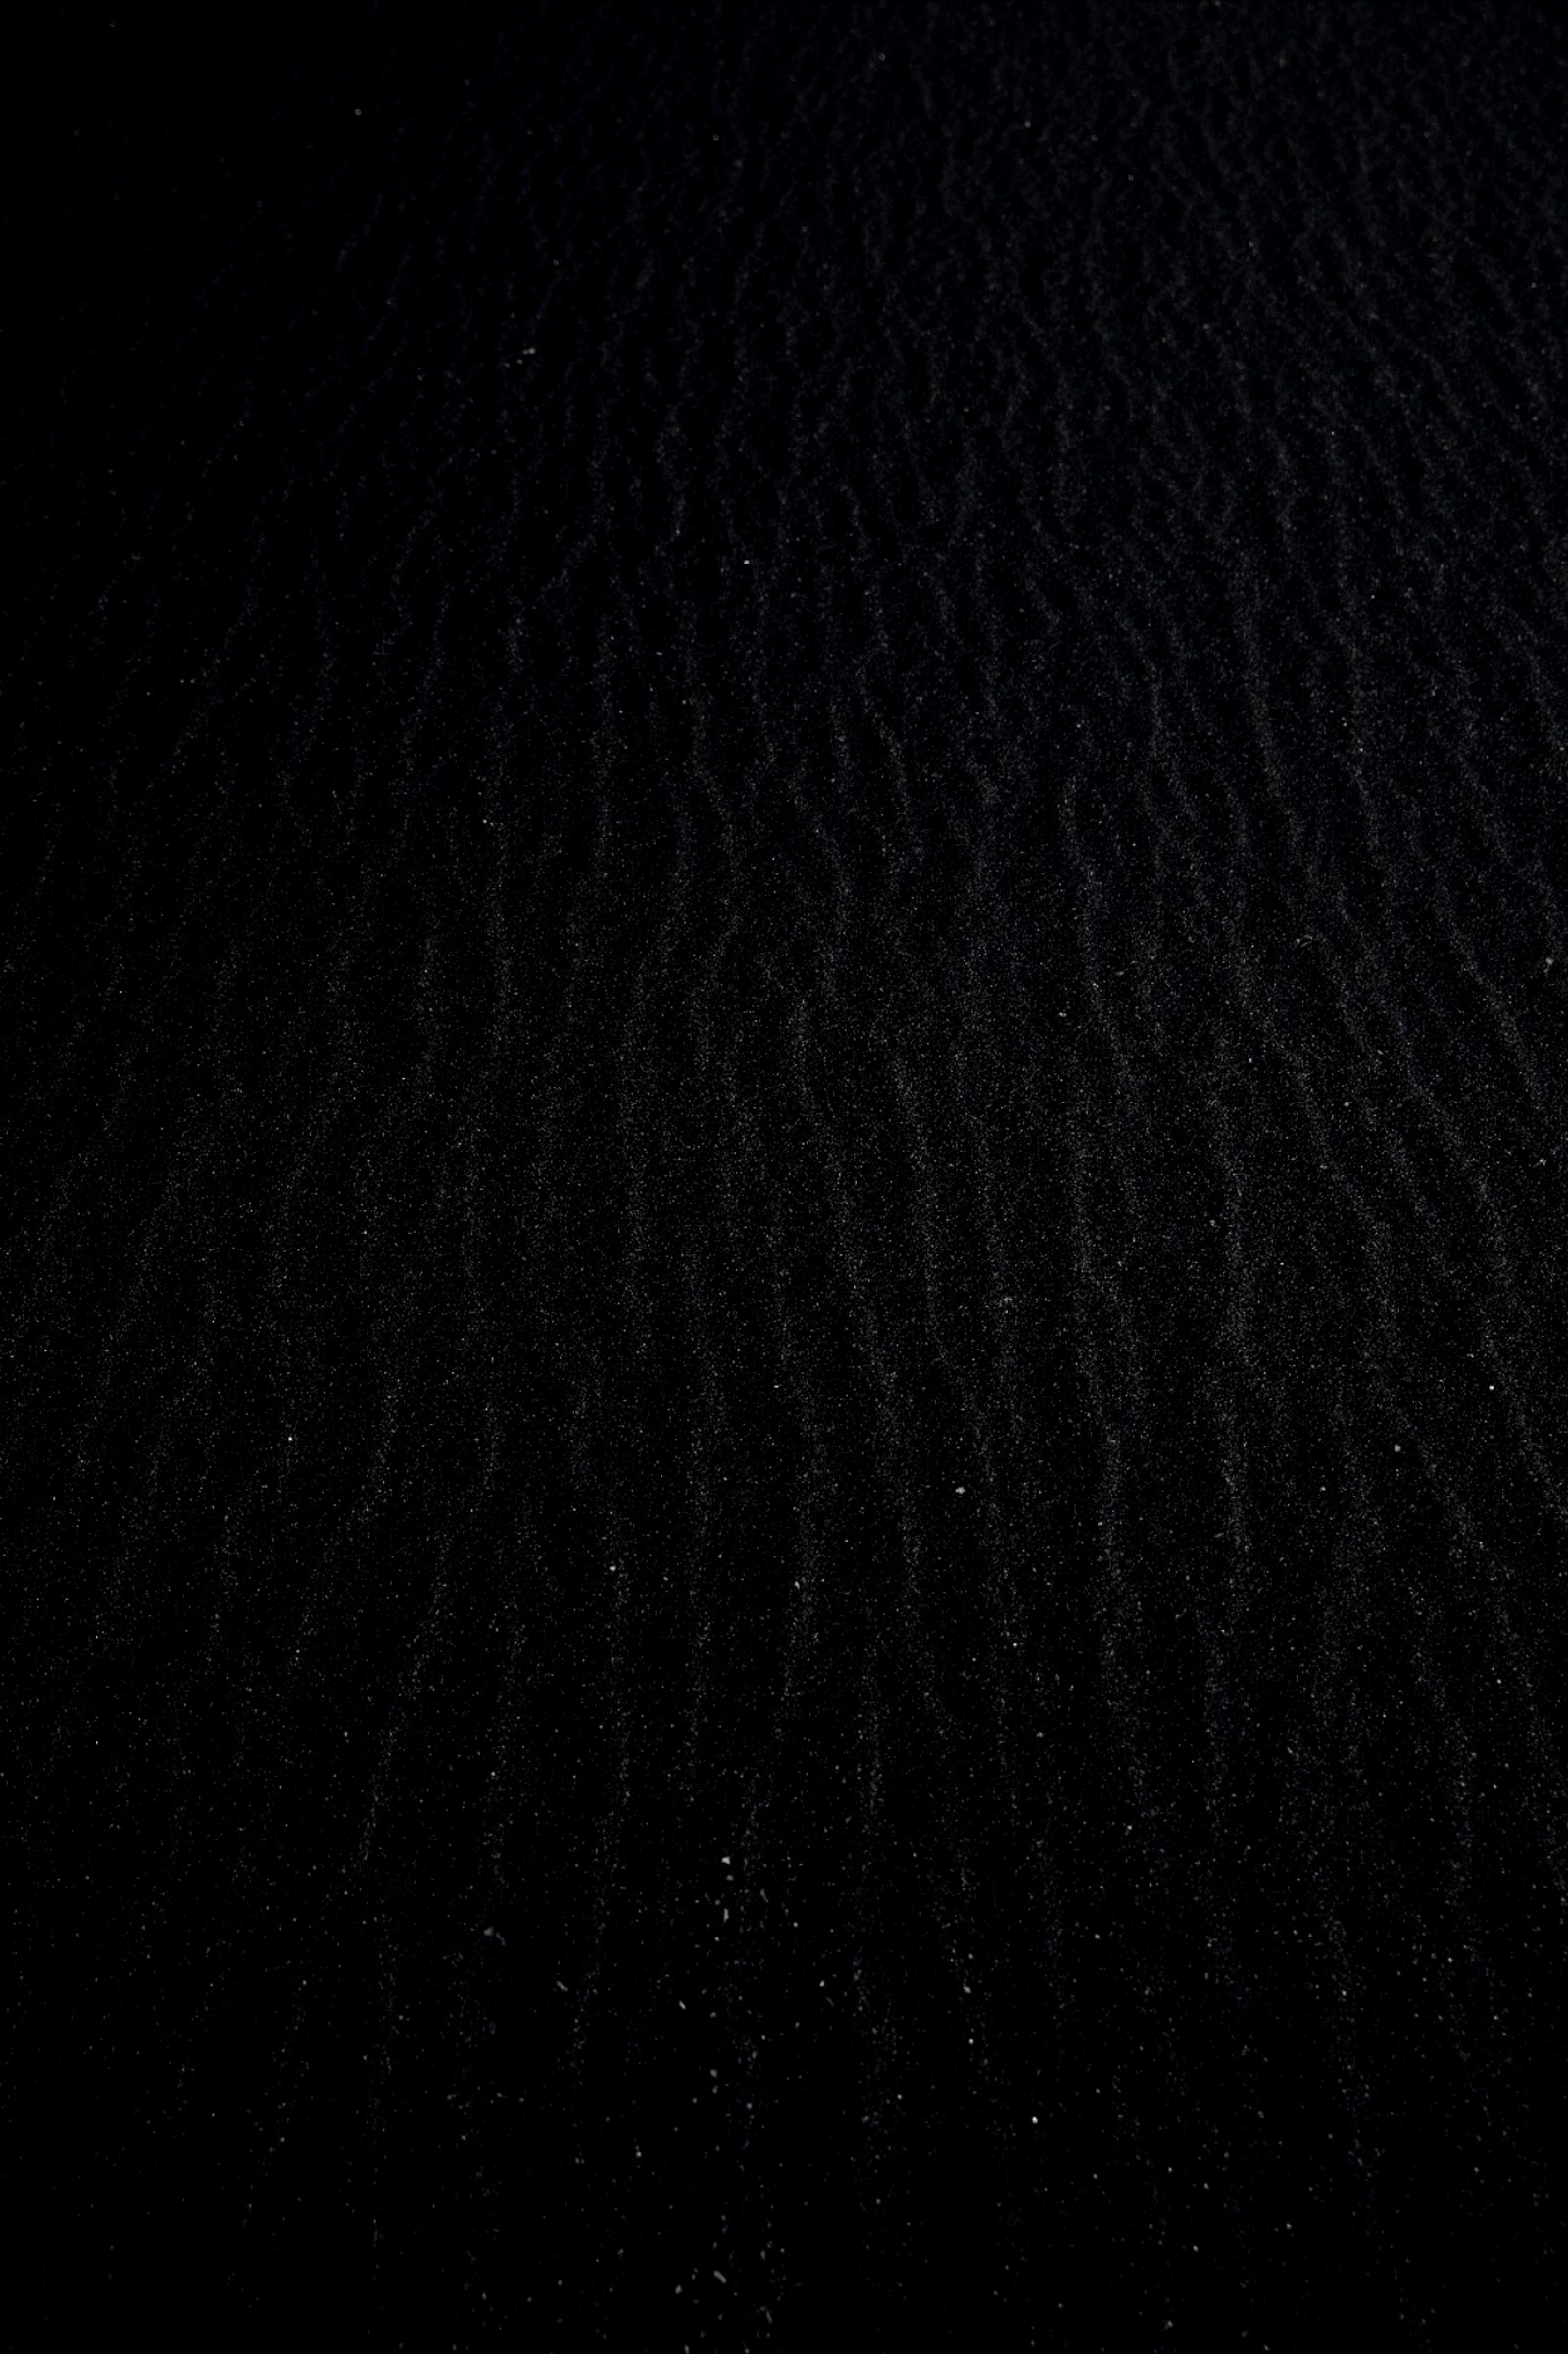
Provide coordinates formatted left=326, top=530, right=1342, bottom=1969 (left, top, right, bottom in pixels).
left=6, top=3, right=1568, bottom=2342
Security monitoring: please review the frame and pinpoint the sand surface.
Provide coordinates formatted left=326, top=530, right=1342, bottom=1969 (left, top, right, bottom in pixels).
left=6, top=5, right=1568, bottom=2341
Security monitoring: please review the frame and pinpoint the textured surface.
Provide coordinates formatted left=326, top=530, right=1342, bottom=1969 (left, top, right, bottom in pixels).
left=7, top=3, right=1568, bottom=2341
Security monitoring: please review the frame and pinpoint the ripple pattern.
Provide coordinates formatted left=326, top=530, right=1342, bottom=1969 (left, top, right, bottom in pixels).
left=6, top=4, right=1568, bottom=2343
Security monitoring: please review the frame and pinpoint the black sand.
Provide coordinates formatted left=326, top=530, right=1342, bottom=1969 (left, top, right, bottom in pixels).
left=6, top=5, right=1568, bottom=2342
